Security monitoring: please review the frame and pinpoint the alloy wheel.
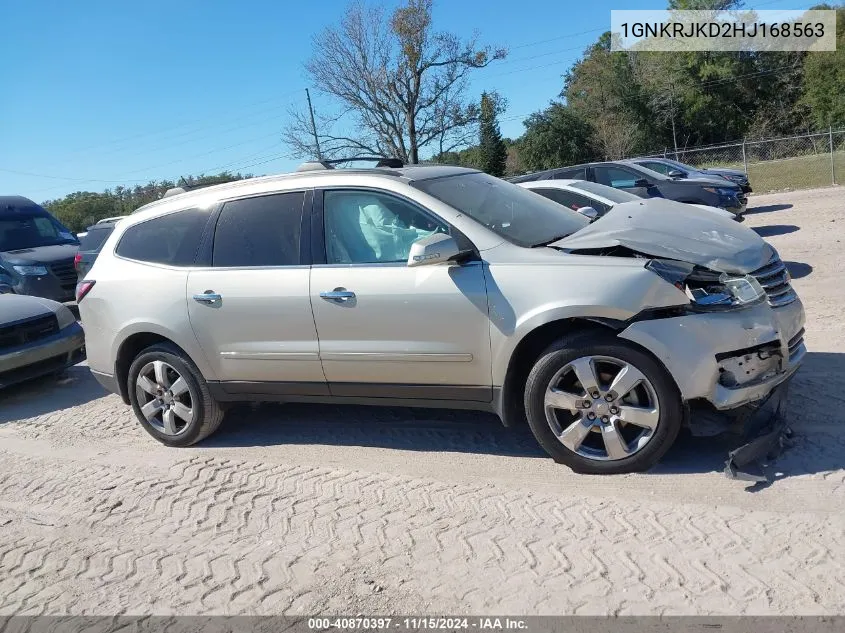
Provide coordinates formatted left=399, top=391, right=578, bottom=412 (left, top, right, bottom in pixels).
left=544, top=355, right=660, bottom=461
left=135, top=360, right=195, bottom=436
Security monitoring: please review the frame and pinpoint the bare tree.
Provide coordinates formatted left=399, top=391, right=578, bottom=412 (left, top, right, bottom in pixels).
left=282, top=0, right=506, bottom=163
left=594, top=113, right=639, bottom=159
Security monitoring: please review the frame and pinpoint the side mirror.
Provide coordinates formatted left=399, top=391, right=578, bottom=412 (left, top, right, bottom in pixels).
left=633, top=178, right=652, bottom=188
left=667, top=169, right=685, bottom=178
left=407, top=233, right=461, bottom=267
left=577, top=206, right=599, bottom=220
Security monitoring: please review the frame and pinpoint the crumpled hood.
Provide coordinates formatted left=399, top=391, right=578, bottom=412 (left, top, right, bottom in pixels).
left=553, top=198, right=773, bottom=274
left=0, top=243, right=79, bottom=266
left=0, top=293, right=59, bottom=324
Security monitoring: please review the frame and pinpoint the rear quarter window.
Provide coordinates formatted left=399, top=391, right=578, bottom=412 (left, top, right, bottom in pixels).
left=115, top=209, right=209, bottom=266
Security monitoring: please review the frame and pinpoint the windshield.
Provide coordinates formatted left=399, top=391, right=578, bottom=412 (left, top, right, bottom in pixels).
left=568, top=180, right=642, bottom=204
left=0, top=214, right=78, bottom=251
left=412, top=172, right=589, bottom=248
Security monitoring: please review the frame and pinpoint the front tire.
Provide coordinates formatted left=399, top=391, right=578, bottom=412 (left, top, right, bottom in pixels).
left=524, top=333, right=682, bottom=474
left=127, top=343, right=224, bottom=446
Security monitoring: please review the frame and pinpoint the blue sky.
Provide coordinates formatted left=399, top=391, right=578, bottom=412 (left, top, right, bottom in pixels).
left=0, top=0, right=808, bottom=202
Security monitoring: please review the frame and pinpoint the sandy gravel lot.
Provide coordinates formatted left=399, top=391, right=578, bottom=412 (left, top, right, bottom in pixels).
left=1, top=186, right=844, bottom=616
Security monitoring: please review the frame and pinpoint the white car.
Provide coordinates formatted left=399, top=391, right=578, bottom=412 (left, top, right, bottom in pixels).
left=518, top=179, right=741, bottom=221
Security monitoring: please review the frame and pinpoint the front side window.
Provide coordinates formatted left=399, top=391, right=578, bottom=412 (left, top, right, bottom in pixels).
left=323, top=190, right=447, bottom=264
left=212, top=192, right=304, bottom=267
left=116, top=208, right=208, bottom=266
left=593, top=166, right=640, bottom=189
left=413, top=172, right=589, bottom=248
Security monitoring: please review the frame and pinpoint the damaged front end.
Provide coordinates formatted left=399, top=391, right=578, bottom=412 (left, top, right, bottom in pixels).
left=723, top=378, right=793, bottom=483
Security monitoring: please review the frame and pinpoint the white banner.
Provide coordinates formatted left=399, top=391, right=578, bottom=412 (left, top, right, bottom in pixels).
left=610, top=9, right=837, bottom=52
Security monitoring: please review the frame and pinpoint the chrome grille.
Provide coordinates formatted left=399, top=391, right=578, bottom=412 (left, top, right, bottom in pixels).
left=788, top=327, right=805, bottom=361
left=750, top=256, right=797, bottom=307
left=49, top=258, right=77, bottom=291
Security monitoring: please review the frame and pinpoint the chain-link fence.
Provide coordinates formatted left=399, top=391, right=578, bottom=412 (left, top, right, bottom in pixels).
left=645, top=129, right=844, bottom=193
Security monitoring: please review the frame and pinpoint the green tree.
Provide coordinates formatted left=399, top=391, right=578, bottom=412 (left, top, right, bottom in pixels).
left=517, top=103, right=598, bottom=172
left=42, top=172, right=250, bottom=232
left=801, top=6, right=845, bottom=128
left=477, top=92, right=507, bottom=176
left=564, top=33, right=653, bottom=158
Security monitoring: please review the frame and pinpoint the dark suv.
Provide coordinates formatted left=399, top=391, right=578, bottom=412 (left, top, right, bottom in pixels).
left=510, top=161, right=747, bottom=218
left=75, top=219, right=122, bottom=280
left=0, top=196, right=80, bottom=302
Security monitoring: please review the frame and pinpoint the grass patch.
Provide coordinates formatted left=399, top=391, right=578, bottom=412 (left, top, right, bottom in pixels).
left=699, top=151, right=845, bottom=193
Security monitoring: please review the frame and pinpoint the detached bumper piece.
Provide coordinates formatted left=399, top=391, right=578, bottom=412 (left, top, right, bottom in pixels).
left=723, top=378, right=792, bottom=482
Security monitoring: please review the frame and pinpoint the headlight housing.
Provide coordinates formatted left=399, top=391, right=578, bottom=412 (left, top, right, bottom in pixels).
left=55, top=305, right=77, bottom=330
left=646, top=259, right=766, bottom=310
left=12, top=264, right=48, bottom=276
left=702, top=186, right=739, bottom=197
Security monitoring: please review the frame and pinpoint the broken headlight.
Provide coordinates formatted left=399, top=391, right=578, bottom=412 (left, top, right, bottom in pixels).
left=646, top=259, right=766, bottom=310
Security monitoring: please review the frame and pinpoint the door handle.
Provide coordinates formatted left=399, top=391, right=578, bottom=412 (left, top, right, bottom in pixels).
left=320, top=289, right=356, bottom=302
left=193, top=291, right=222, bottom=305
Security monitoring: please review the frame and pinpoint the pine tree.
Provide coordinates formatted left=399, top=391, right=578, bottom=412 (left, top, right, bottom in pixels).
left=478, top=92, right=507, bottom=177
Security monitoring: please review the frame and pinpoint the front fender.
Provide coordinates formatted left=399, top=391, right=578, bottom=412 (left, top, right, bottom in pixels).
left=485, top=260, right=688, bottom=386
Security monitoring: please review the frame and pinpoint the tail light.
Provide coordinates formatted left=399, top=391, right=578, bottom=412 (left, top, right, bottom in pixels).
left=76, top=280, right=95, bottom=303
left=73, top=253, right=82, bottom=269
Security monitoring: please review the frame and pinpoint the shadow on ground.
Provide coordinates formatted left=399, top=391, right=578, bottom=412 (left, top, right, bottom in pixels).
left=0, top=365, right=107, bottom=424
left=207, top=403, right=546, bottom=458
left=753, top=224, right=800, bottom=237
left=747, top=203, right=793, bottom=215
left=205, top=352, right=845, bottom=486
left=784, top=261, right=813, bottom=279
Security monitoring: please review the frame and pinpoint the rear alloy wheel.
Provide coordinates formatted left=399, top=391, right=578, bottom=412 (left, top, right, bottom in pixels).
left=127, top=343, right=224, bottom=446
left=135, top=360, right=195, bottom=437
left=525, top=334, right=682, bottom=474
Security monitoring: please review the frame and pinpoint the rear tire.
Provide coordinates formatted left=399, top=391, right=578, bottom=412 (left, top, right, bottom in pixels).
left=524, top=332, right=682, bottom=474
left=127, top=343, right=224, bottom=446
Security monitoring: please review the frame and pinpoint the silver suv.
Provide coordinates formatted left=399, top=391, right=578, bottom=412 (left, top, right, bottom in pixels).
left=78, top=163, right=805, bottom=476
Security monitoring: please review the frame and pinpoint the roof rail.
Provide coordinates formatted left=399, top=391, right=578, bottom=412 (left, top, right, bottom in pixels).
left=296, top=156, right=404, bottom=172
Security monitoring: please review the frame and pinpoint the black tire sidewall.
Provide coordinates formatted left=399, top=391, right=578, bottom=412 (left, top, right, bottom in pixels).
left=127, top=345, right=211, bottom=447
left=524, top=336, right=683, bottom=474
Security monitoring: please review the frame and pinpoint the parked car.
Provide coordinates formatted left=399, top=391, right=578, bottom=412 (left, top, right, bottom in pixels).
left=509, top=161, right=747, bottom=219
left=517, top=179, right=740, bottom=221
left=78, top=162, right=804, bottom=479
left=76, top=216, right=129, bottom=240
left=630, top=157, right=752, bottom=193
left=75, top=219, right=123, bottom=280
left=0, top=293, right=85, bottom=389
left=0, top=196, right=80, bottom=302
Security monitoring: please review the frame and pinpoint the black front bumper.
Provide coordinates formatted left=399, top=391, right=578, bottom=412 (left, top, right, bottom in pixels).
left=0, top=322, right=86, bottom=389
left=723, top=378, right=792, bottom=482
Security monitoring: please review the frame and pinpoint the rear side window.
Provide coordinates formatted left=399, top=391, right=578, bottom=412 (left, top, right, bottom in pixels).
left=78, top=226, right=114, bottom=251
left=212, top=192, right=304, bottom=267
left=116, top=209, right=208, bottom=266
